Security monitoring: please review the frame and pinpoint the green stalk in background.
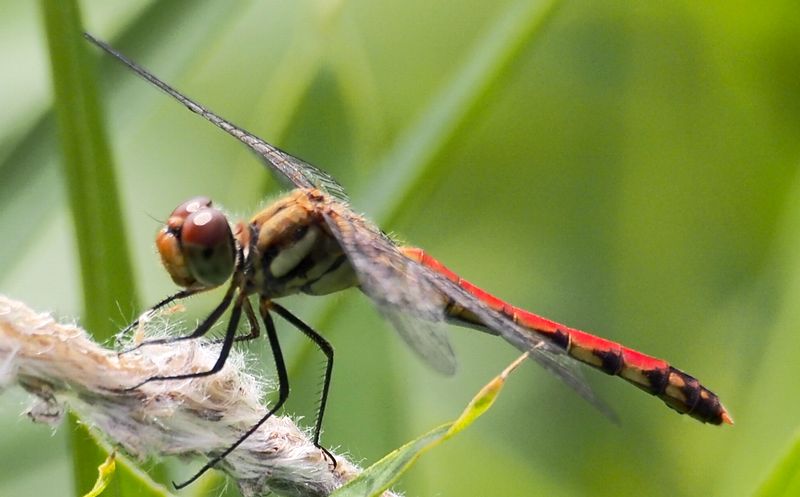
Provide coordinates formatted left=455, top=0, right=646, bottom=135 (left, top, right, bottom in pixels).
left=40, top=0, right=140, bottom=495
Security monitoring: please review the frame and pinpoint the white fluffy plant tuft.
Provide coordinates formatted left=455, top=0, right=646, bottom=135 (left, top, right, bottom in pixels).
left=0, top=295, right=398, bottom=497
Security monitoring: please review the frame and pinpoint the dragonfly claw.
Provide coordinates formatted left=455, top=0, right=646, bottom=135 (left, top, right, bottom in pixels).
left=102, top=383, right=144, bottom=395
left=317, top=443, right=337, bottom=470
left=117, top=335, right=190, bottom=357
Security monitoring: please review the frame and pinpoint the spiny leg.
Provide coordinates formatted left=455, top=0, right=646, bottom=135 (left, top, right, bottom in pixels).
left=121, top=280, right=238, bottom=355
left=124, top=288, right=244, bottom=390
left=173, top=298, right=291, bottom=490
left=116, top=287, right=202, bottom=345
left=234, top=296, right=262, bottom=343
left=270, top=301, right=336, bottom=466
left=208, top=296, right=261, bottom=345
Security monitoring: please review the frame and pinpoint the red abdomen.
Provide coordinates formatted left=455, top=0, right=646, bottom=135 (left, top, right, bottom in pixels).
left=401, top=246, right=731, bottom=425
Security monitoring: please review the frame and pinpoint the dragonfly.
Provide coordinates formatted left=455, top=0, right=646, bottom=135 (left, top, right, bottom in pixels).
left=85, top=34, right=731, bottom=489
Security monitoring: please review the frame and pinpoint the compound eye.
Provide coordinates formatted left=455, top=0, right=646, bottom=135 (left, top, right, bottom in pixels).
left=180, top=208, right=236, bottom=287
left=169, top=196, right=213, bottom=220
left=157, top=196, right=222, bottom=288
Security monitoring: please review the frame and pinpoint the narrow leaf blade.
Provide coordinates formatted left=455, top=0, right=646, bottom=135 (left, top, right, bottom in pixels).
left=754, top=432, right=800, bottom=497
left=332, top=353, right=528, bottom=497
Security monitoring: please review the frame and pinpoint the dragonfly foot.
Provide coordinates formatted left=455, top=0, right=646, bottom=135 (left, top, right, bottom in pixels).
left=102, top=376, right=156, bottom=394
left=103, top=385, right=140, bottom=395
left=116, top=343, right=143, bottom=357
left=317, top=443, right=337, bottom=470
left=117, top=335, right=190, bottom=356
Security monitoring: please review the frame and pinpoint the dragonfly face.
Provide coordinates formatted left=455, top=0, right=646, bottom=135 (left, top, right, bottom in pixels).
left=158, top=190, right=360, bottom=299
left=156, top=196, right=236, bottom=289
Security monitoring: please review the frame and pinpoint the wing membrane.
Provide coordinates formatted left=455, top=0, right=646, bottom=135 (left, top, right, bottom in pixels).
left=323, top=206, right=615, bottom=419
left=85, top=34, right=349, bottom=201
left=321, top=209, right=457, bottom=374
left=383, top=309, right=458, bottom=375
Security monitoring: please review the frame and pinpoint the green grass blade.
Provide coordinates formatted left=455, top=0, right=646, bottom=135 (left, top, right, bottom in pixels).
left=355, top=0, right=561, bottom=222
left=79, top=451, right=115, bottom=497
left=331, top=354, right=527, bottom=497
left=40, top=0, right=140, bottom=495
left=40, top=0, right=138, bottom=340
left=68, top=414, right=176, bottom=497
left=331, top=424, right=451, bottom=497
left=753, top=432, right=800, bottom=497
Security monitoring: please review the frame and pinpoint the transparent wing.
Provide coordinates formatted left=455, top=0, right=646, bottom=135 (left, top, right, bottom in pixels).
left=322, top=209, right=457, bottom=374
left=85, top=34, right=349, bottom=202
left=322, top=206, right=616, bottom=419
left=496, top=319, right=618, bottom=422
left=383, top=308, right=458, bottom=375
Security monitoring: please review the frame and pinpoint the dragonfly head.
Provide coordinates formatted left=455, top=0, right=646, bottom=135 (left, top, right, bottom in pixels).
left=156, top=197, right=236, bottom=289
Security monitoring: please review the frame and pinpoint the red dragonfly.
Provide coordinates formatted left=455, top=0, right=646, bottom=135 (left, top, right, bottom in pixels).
left=86, top=34, right=731, bottom=488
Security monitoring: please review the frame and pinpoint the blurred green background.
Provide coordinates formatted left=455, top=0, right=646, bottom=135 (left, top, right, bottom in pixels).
left=2, top=0, right=799, bottom=495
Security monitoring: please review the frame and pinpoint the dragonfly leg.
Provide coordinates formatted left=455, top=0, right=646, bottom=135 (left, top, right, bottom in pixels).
left=269, top=301, right=336, bottom=468
left=173, top=298, right=291, bottom=490
left=121, top=287, right=244, bottom=391
left=119, top=280, right=238, bottom=356
left=207, top=297, right=261, bottom=345
left=235, top=298, right=261, bottom=342
left=116, top=287, right=202, bottom=348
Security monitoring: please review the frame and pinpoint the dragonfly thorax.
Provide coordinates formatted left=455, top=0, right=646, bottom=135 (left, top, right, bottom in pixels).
left=244, top=189, right=358, bottom=298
